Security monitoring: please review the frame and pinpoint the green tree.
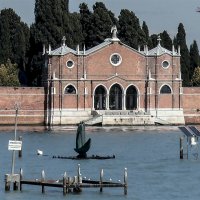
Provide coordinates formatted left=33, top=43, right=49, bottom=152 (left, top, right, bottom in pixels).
left=79, top=3, right=94, bottom=49
left=160, top=30, right=172, bottom=50
left=0, top=59, right=20, bottom=86
left=190, top=40, right=200, bottom=80
left=174, top=23, right=190, bottom=86
left=150, top=34, right=159, bottom=48
left=142, top=21, right=152, bottom=48
left=88, top=2, right=117, bottom=47
left=118, top=9, right=146, bottom=49
left=29, top=0, right=83, bottom=85
left=191, top=66, right=200, bottom=86
left=0, top=8, right=29, bottom=66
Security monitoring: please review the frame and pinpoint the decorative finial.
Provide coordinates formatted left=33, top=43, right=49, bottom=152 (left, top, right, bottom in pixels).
left=157, top=35, right=161, bottom=45
left=62, top=36, right=66, bottom=46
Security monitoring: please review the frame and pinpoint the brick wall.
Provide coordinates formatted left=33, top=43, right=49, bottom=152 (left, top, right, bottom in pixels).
left=0, top=87, right=46, bottom=125
left=183, top=87, right=200, bottom=124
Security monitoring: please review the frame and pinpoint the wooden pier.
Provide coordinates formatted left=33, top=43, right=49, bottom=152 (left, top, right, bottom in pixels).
left=5, top=164, right=128, bottom=195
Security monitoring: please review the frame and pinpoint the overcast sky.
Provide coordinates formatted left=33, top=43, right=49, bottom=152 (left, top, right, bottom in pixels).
left=1, top=0, right=200, bottom=48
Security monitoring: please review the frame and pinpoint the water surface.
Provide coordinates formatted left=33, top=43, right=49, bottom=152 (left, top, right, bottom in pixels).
left=0, top=126, right=199, bottom=200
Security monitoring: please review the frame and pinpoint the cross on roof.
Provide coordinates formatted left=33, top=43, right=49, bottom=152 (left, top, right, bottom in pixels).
left=157, top=35, right=161, bottom=45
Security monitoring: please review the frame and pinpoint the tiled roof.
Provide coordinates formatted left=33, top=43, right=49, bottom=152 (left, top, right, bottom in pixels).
left=147, top=43, right=179, bottom=56
left=50, top=45, right=77, bottom=56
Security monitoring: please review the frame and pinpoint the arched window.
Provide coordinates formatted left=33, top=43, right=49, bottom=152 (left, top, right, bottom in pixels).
left=94, top=85, right=107, bottom=110
left=160, top=85, right=172, bottom=94
left=126, top=86, right=138, bottom=110
left=109, top=84, right=123, bottom=110
left=64, top=85, right=76, bottom=94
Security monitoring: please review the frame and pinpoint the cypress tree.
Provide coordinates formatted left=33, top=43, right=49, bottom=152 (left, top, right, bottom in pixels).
left=142, top=21, right=153, bottom=48
left=79, top=3, right=92, bottom=49
left=87, top=2, right=117, bottom=47
left=118, top=9, right=146, bottom=49
left=150, top=34, right=159, bottom=48
left=29, top=0, right=72, bottom=85
left=190, top=40, right=200, bottom=81
left=0, top=8, right=29, bottom=85
left=160, top=30, right=172, bottom=50
left=175, top=23, right=190, bottom=86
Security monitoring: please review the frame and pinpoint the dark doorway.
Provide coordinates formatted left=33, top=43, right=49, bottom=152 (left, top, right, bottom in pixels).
left=126, top=86, right=138, bottom=110
left=94, top=85, right=106, bottom=110
left=109, top=84, right=123, bottom=110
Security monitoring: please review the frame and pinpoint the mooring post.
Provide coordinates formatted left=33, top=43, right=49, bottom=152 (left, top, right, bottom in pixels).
left=67, top=177, right=71, bottom=193
left=41, top=170, right=45, bottom=193
left=77, top=164, right=81, bottom=184
left=63, top=172, right=67, bottom=195
left=187, top=137, right=189, bottom=159
left=124, top=168, right=128, bottom=195
left=100, top=169, right=103, bottom=192
left=18, top=136, right=22, bottom=158
left=20, top=168, right=23, bottom=191
left=13, top=180, right=19, bottom=191
left=5, top=174, right=11, bottom=191
left=180, top=137, right=184, bottom=159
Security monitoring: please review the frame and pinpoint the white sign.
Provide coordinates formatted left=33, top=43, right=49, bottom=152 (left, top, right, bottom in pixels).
left=8, top=140, right=22, bottom=151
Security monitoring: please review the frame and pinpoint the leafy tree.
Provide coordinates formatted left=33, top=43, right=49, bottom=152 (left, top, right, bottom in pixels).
left=190, top=40, right=200, bottom=80
left=174, top=23, right=190, bottom=86
left=0, top=59, right=20, bottom=86
left=118, top=9, right=146, bottom=49
left=191, top=66, right=200, bottom=86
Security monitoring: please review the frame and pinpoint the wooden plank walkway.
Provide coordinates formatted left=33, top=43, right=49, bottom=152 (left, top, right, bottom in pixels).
left=5, top=165, right=128, bottom=195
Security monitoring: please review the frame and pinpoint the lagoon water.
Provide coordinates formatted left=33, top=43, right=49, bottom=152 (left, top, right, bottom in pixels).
left=0, top=126, right=200, bottom=200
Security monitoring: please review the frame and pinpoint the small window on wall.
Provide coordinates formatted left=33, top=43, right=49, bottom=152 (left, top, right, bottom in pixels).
left=66, top=60, right=74, bottom=68
left=64, top=85, right=76, bottom=94
left=162, top=60, right=170, bottom=68
left=160, top=85, right=172, bottom=94
left=110, top=53, right=122, bottom=66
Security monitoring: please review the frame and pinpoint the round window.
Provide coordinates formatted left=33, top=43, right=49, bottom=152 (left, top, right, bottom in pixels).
left=66, top=60, right=74, bottom=68
left=162, top=60, right=170, bottom=68
left=110, top=53, right=122, bottom=66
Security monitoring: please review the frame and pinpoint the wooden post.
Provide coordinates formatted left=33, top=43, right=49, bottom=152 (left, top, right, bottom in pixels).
left=100, top=169, right=103, bottom=192
left=63, top=172, right=67, bottom=195
left=18, top=136, right=22, bottom=158
left=187, top=137, right=189, bottom=159
left=20, top=168, right=23, bottom=191
left=67, top=177, right=71, bottom=193
left=5, top=174, right=10, bottom=191
left=13, top=181, right=18, bottom=190
left=124, top=168, right=127, bottom=195
left=41, top=170, right=45, bottom=193
left=77, top=164, right=81, bottom=184
left=180, top=137, right=184, bottom=159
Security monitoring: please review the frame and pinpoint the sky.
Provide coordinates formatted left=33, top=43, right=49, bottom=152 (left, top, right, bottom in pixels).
left=1, top=0, right=200, bottom=48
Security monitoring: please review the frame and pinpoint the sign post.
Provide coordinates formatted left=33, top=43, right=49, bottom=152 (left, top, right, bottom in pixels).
left=11, top=105, right=19, bottom=175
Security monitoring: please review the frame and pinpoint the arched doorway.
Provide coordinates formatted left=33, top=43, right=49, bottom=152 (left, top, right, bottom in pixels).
left=126, top=86, right=138, bottom=110
left=109, top=84, right=123, bottom=110
left=94, top=85, right=107, bottom=110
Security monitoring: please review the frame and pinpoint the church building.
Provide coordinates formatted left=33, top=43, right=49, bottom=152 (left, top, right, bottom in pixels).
left=45, top=26, right=185, bottom=126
